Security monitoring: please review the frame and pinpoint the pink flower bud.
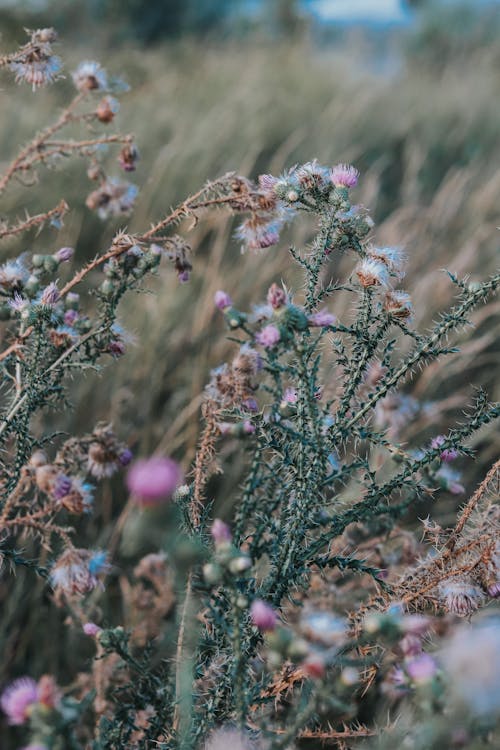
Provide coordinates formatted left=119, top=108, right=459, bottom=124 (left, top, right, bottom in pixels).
left=250, top=600, right=278, bottom=632
left=83, top=622, right=102, bottom=637
left=1, top=677, right=38, bottom=725
left=405, top=653, right=437, bottom=684
left=127, top=457, right=182, bottom=506
left=211, top=519, right=232, bottom=545
left=214, top=290, right=233, bottom=310
left=55, top=246, right=74, bottom=262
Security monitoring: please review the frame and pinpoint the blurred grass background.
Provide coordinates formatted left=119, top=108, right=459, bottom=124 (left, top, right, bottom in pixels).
left=0, top=0, right=499, bottom=702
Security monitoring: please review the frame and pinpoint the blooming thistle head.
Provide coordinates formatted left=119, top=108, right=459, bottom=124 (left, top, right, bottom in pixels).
left=439, top=580, right=483, bottom=616
left=255, top=324, right=280, bottom=350
left=8, top=292, right=29, bottom=315
left=258, top=173, right=278, bottom=193
left=0, top=255, right=30, bottom=291
left=383, top=290, right=413, bottom=320
left=283, top=387, right=298, bottom=404
left=405, top=653, right=438, bottom=684
left=54, top=246, right=74, bottom=263
left=50, top=547, right=103, bottom=597
left=330, top=163, right=359, bottom=189
left=1, top=677, right=38, bottom=725
left=83, top=622, right=102, bottom=637
left=214, top=290, right=233, bottom=311
left=127, top=456, right=182, bottom=506
left=430, top=435, right=459, bottom=462
left=72, top=61, right=108, bottom=92
left=211, top=519, right=232, bottom=546
left=308, top=308, right=336, bottom=327
left=250, top=600, right=278, bottom=632
left=39, top=282, right=60, bottom=307
left=267, top=282, right=288, bottom=310
left=356, top=259, right=390, bottom=289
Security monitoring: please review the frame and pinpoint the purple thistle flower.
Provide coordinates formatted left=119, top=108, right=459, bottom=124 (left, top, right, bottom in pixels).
left=52, top=473, right=73, bottom=500
left=118, top=448, right=133, bottom=466
left=255, top=324, right=280, bottom=349
left=7, top=292, right=29, bottom=313
left=283, top=387, right=298, bottom=404
left=405, top=653, right=438, bottom=684
left=258, top=174, right=278, bottom=192
left=431, top=435, right=459, bottom=462
left=214, top=290, right=233, bottom=310
left=40, top=282, right=59, bottom=306
left=308, top=309, right=336, bottom=327
left=1, top=677, right=38, bottom=725
left=64, top=309, right=79, bottom=326
left=55, top=246, right=74, bottom=262
left=211, top=519, right=232, bottom=545
left=330, top=163, right=359, bottom=188
left=83, top=622, right=102, bottom=637
left=127, top=456, right=182, bottom=506
left=250, top=600, right=278, bottom=632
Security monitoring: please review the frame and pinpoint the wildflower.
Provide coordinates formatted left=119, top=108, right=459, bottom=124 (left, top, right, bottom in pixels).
left=405, top=653, right=438, bottom=684
left=39, top=282, right=59, bottom=306
left=368, top=246, right=406, bottom=278
left=54, top=246, right=74, bottom=263
left=356, top=258, right=389, bottom=288
left=235, top=215, right=282, bottom=252
left=0, top=255, right=30, bottom=291
left=440, top=580, right=483, bottom=616
left=83, top=622, right=102, bottom=637
left=118, top=143, right=139, bottom=172
left=87, top=439, right=130, bottom=479
left=8, top=292, right=29, bottom=314
left=295, top=160, right=330, bottom=191
left=255, top=324, right=280, bottom=349
left=127, top=456, right=182, bottom=506
left=53, top=475, right=94, bottom=514
left=86, top=179, right=138, bottom=219
left=308, top=309, right=336, bottom=327
left=214, top=290, right=233, bottom=310
left=96, top=95, right=120, bottom=123
left=211, top=519, right=232, bottom=546
left=64, top=309, right=79, bottom=326
left=258, top=173, right=278, bottom=193
left=1, top=677, right=38, bottom=725
left=50, top=547, right=103, bottom=596
left=435, top=465, right=465, bottom=494
left=431, top=435, right=459, bottom=462
left=267, top=282, right=287, bottom=310
left=72, top=61, right=107, bottom=92
left=250, top=600, right=278, bottom=632
left=283, top=387, right=298, bottom=404
left=37, top=675, right=60, bottom=709
left=383, top=290, right=413, bottom=320
left=330, top=163, right=359, bottom=189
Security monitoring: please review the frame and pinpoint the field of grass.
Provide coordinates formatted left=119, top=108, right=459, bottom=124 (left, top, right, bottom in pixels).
left=0, top=10, right=499, bottom=705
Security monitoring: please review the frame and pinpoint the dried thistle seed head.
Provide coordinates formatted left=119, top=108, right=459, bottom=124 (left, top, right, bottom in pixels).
left=96, top=95, right=119, bottom=123
left=383, top=290, right=413, bottom=319
left=439, top=580, right=483, bottom=616
left=50, top=548, right=104, bottom=596
left=118, top=143, right=139, bottom=172
left=356, top=258, right=390, bottom=288
left=72, top=61, right=108, bottom=92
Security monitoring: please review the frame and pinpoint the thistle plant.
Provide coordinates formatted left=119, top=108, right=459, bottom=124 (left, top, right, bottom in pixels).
left=1, top=28, right=499, bottom=750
